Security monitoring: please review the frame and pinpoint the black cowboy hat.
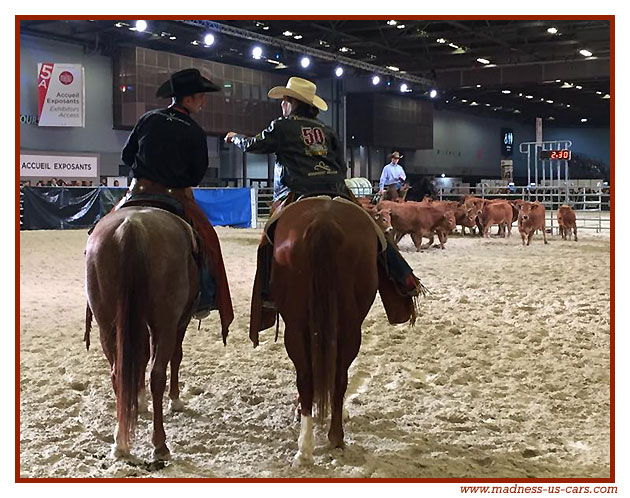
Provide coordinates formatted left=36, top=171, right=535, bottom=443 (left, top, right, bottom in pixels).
left=156, top=68, right=221, bottom=98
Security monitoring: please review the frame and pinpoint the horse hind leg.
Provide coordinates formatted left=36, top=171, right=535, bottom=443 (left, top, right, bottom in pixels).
left=138, top=330, right=150, bottom=414
left=168, top=328, right=186, bottom=413
left=292, top=369, right=315, bottom=467
left=149, top=331, right=177, bottom=461
left=328, top=366, right=349, bottom=449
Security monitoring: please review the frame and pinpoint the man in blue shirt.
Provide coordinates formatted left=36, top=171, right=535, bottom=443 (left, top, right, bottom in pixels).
left=379, top=151, right=407, bottom=194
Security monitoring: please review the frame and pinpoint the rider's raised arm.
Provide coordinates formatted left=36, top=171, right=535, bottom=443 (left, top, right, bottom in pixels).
left=230, top=118, right=281, bottom=155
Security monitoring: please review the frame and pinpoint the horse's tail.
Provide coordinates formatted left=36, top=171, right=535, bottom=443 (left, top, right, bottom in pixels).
left=113, top=215, right=148, bottom=450
left=304, top=216, right=344, bottom=424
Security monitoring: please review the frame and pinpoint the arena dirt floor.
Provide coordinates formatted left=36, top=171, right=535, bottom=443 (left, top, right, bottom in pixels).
left=19, top=222, right=611, bottom=479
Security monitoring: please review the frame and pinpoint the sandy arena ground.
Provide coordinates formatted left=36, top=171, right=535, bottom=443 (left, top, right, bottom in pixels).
left=19, top=223, right=610, bottom=479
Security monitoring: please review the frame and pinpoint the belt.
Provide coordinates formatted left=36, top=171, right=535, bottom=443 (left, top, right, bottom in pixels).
left=129, top=178, right=193, bottom=201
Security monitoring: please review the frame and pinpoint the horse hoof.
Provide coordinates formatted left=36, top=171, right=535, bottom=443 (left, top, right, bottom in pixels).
left=110, top=444, right=130, bottom=460
left=292, top=451, right=314, bottom=467
left=169, top=398, right=184, bottom=412
left=153, top=446, right=171, bottom=461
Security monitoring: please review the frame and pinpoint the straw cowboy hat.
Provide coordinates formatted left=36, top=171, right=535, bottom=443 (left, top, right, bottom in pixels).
left=156, top=68, right=221, bottom=98
left=267, top=77, right=328, bottom=111
left=390, top=151, right=403, bottom=159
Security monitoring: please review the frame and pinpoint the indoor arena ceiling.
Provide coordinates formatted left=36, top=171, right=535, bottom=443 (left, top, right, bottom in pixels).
left=20, top=18, right=611, bottom=126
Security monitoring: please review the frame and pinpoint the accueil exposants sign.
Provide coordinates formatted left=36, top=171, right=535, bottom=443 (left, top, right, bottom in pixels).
left=20, top=154, right=98, bottom=178
left=37, top=62, right=85, bottom=127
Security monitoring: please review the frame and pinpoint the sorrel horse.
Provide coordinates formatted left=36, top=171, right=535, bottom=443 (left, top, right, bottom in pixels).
left=270, top=197, right=380, bottom=465
left=85, top=206, right=199, bottom=460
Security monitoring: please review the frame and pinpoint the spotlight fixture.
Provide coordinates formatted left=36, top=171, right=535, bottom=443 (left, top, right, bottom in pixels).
left=429, top=89, right=438, bottom=98
left=203, top=34, right=215, bottom=46
left=436, top=38, right=446, bottom=44
left=252, top=46, right=263, bottom=59
left=581, top=118, right=588, bottom=123
left=579, top=49, right=593, bottom=57
left=135, top=20, right=147, bottom=32
left=372, top=75, right=381, bottom=85
left=501, top=90, right=511, bottom=94
left=547, top=27, right=558, bottom=34
left=300, top=57, right=311, bottom=68
left=477, top=58, right=490, bottom=64
left=335, top=66, right=343, bottom=77
left=283, top=31, right=293, bottom=37
left=387, top=20, right=397, bottom=26
left=400, top=83, right=408, bottom=92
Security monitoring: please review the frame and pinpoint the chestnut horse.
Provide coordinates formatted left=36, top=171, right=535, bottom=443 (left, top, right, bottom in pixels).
left=85, top=206, right=199, bottom=461
left=270, top=198, right=380, bottom=465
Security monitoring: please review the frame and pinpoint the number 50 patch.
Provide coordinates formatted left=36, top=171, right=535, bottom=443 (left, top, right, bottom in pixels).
left=301, top=127, right=326, bottom=146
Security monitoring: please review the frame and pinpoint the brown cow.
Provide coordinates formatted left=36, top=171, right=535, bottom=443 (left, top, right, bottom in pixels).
left=480, top=201, right=513, bottom=238
left=557, top=205, right=578, bottom=241
left=518, top=201, right=548, bottom=246
left=377, top=201, right=456, bottom=250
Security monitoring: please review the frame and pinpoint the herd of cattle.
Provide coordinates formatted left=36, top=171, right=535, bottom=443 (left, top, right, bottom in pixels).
left=358, top=195, right=579, bottom=250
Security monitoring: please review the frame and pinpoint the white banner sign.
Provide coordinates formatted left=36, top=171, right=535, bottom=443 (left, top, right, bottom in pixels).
left=20, top=154, right=98, bottom=178
left=37, top=62, right=85, bottom=127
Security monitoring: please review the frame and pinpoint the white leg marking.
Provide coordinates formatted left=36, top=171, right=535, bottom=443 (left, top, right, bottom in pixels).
left=110, top=423, right=130, bottom=459
left=293, top=415, right=315, bottom=467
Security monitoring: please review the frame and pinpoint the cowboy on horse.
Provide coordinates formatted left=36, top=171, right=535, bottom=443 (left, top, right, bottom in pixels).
left=225, top=77, right=425, bottom=338
left=118, top=68, right=233, bottom=332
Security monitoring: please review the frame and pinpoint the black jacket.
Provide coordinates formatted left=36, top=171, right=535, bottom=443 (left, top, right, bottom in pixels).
left=122, top=105, right=208, bottom=188
left=232, top=115, right=347, bottom=200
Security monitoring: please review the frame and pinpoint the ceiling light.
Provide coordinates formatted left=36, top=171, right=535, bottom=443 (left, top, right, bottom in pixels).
left=470, top=101, right=478, bottom=106
left=513, top=109, right=521, bottom=113
left=555, top=79, right=562, bottom=83
left=372, top=75, right=381, bottom=85
left=476, top=84, right=482, bottom=88
left=560, top=82, right=574, bottom=89
left=596, top=91, right=603, bottom=95
left=191, top=40, right=199, bottom=45
left=294, top=35, right=303, bottom=40
left=339, top=47, right=350, bottom=53
left=135, top=20, right=147, bottom=32
left=441, top=173, right=446, bottom=178
left=485, top=103, right=491, bottom=106
left=114, top=22, right=124, bottom=28
left=581, top=118, right=588, bottom=123
left=387, top=20, right=397, bottom=26
left=546, top=100, right=554, bottom=104
left=436, top=38, right=446, bottom=44
left=400, top=83, right=408, bottom=92
left=429, top=89, right=438, bottom=98
left=204, top=34, right=215, bottom=46
left=518, top=93, right=523, bottom=97
left=502, top=90, right=511, bottom=94
left=547, top=27, right=558, bottom=34
left=566, top=104, right=571, bottom=107
left=525, top=95, right=533, bottom=99
left=579, top=49, right=593, bottom=57
left=603, top=94, right=610, bottom=99
left=266, top=59, right=280, bottom=65
left=575, top=85, right=583, bottom=90
left=300, top=57, right=311, bottom=68
left=283, top=31, right=293, bottom=37
left=386, top=66, right=400, bottom=72
left=547, top=116, right=555, bottom=120
left=335, top=67, right=343, bottom=77
left=252, top=46, right=263, bottom=59
left=477, top=58, right=490, bottom=64
left=397, top=24, right=406, bottom=29
left=448, top=43, right=459, bottom=49
left=461, top=99, right=468, bottom=103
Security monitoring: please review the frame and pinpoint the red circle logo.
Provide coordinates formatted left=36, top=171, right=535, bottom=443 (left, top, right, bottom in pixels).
left=59, top=71, right=74, bottom=85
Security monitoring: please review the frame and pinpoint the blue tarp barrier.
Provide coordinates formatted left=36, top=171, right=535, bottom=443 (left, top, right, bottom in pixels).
left=193, top=188, right=252, bottom=228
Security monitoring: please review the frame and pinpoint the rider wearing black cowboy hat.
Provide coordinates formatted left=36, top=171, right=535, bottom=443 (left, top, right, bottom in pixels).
left=120, top=68, right=233, bottom=335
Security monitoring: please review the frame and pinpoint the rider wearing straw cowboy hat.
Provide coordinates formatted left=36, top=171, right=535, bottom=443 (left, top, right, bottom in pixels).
left=226, top=76, right=346, bottom=202
left=225, top=77, right=424, bottom=334
left=120, top=68, right=233, bottom=334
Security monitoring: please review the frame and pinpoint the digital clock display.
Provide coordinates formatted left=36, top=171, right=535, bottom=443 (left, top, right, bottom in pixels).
left=539, top=149, right=571, bottom=160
